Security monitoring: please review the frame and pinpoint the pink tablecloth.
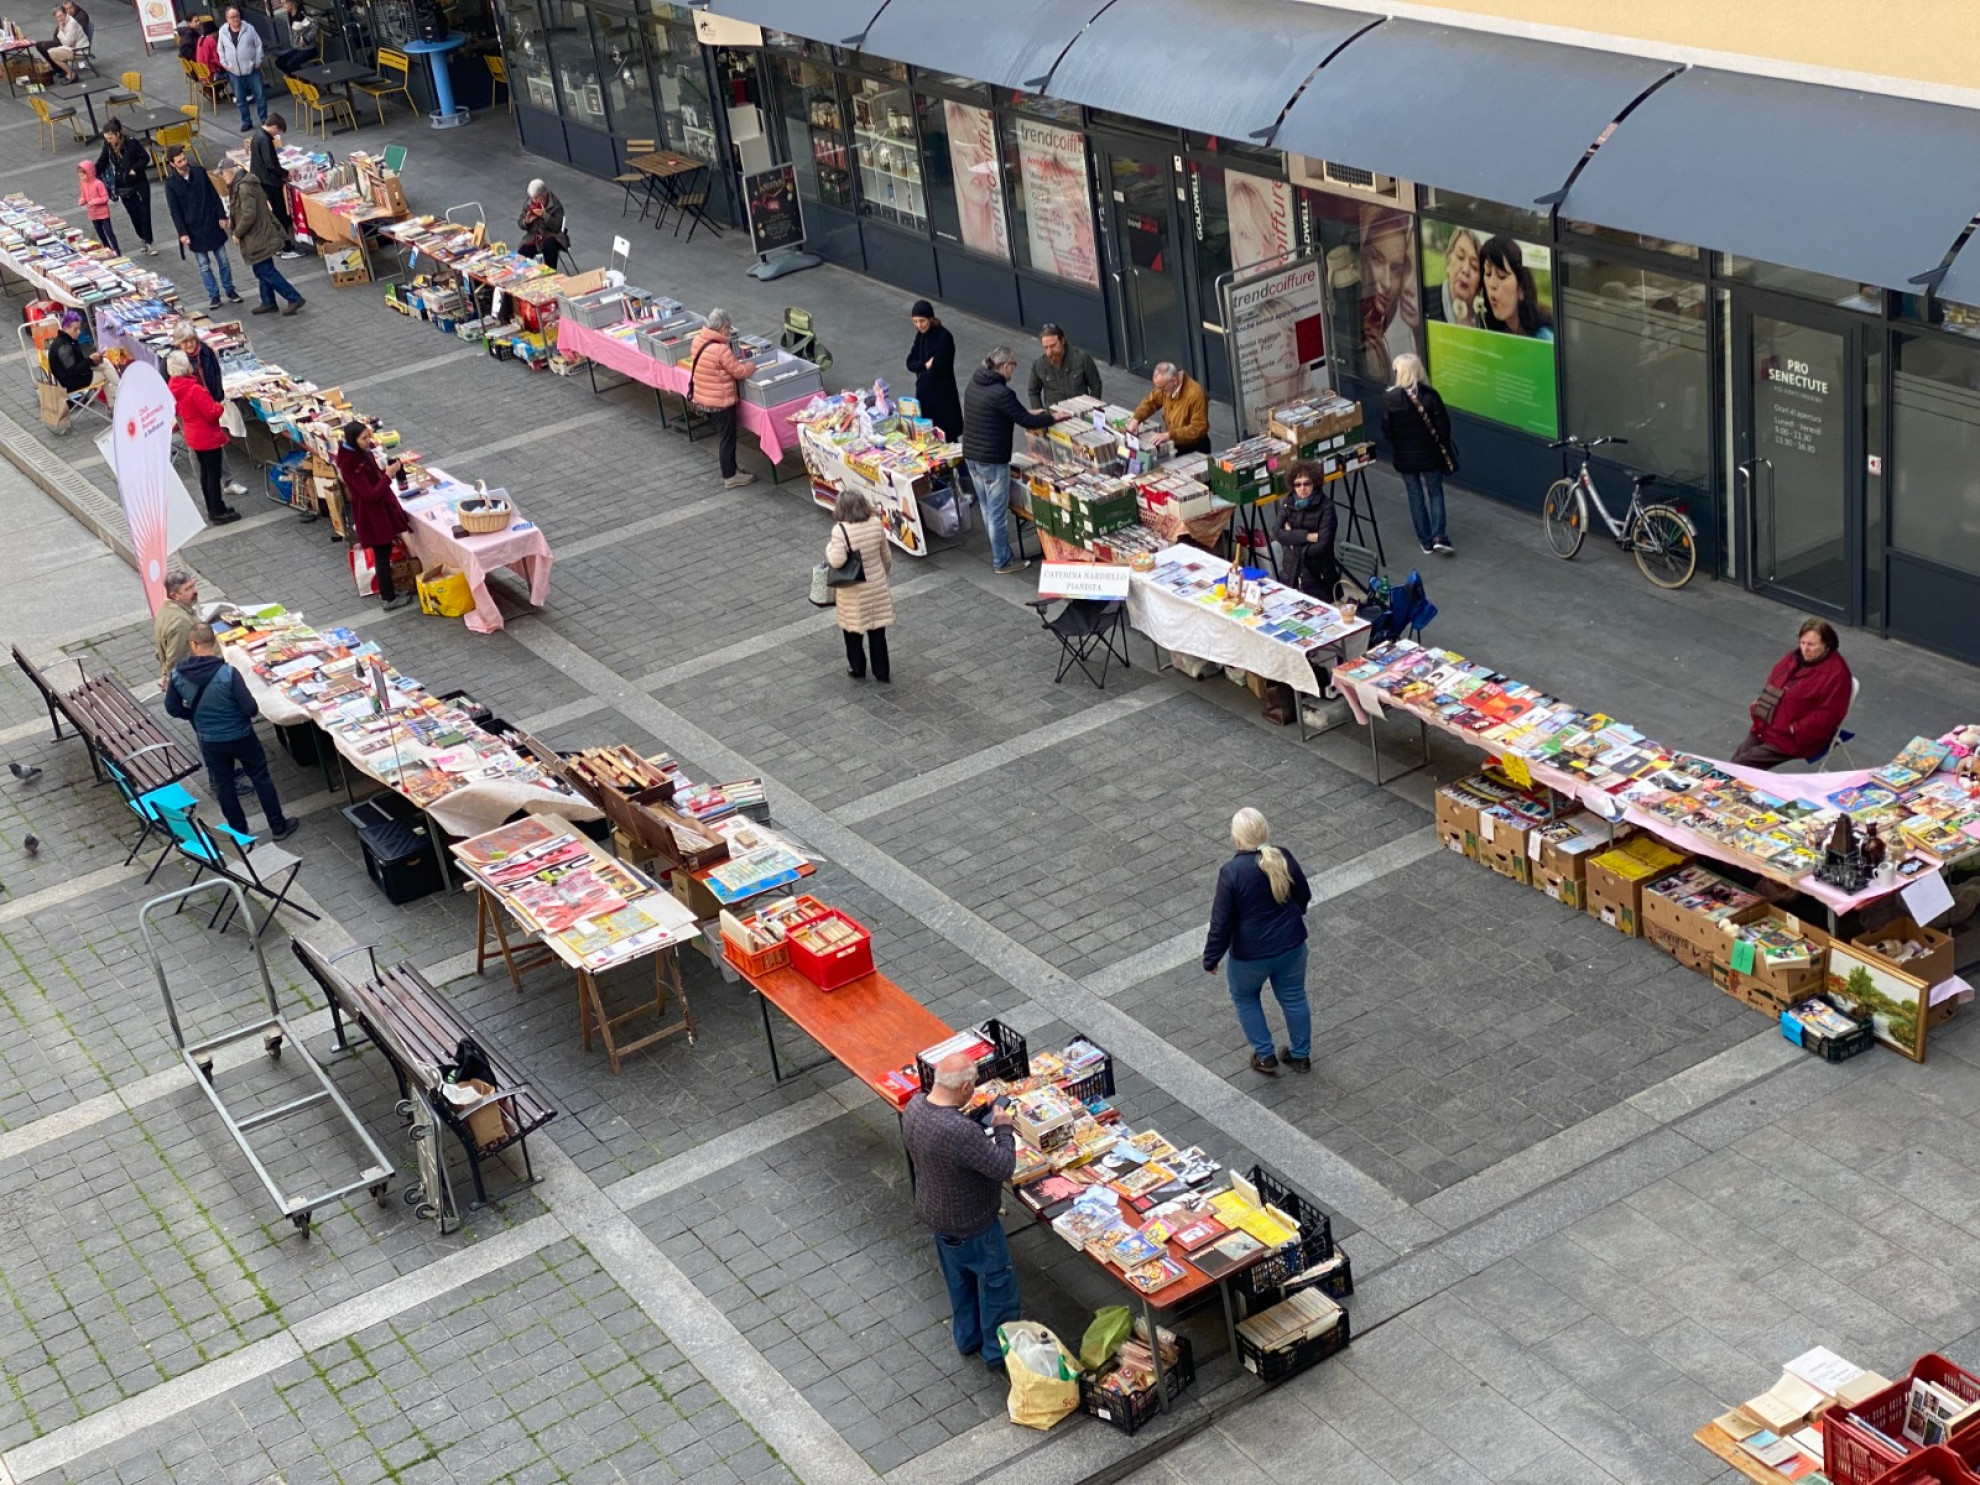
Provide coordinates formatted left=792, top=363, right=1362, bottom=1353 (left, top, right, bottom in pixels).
left=556, top=318, right=810, bottom=463
left=400, top=499, right=554, bottom=634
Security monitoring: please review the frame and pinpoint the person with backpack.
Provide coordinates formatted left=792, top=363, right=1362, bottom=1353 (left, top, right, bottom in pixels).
left=165, top=623, right=298, bottom=841
left=1381, top=352, right=1456, bottom=557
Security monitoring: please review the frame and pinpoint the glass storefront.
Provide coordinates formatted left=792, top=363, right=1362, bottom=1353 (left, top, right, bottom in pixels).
left=1893, top=335, right=1980, bottom=580
left=1561, top=255, right=1710, bottom=487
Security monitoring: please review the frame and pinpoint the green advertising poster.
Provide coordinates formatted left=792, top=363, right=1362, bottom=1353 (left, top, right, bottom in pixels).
left=1425, top=321, right=1559, bottom=438
left=1421, top=219, right=1559, bottom=439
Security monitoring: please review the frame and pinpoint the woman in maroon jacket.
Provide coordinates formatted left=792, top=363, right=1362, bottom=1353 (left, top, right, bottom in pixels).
left=333, top=421, right=413, bottom=610
left=1734, top=618, right=1854, bottom=768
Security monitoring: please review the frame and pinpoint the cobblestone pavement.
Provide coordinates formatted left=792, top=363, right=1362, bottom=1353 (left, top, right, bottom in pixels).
left=4, top=10, right=1980, bottom=1484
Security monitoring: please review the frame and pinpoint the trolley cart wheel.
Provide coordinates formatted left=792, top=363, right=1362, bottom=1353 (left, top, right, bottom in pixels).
left=197, top=1059, right=214, bottom=1082
left=369, top=1181, right=390, bottom=1207
left=396, top=1098, right=414, bottom=1122
left=403, top=1186, right=426, bottom=1209
left=291, top=1212, right=312, bottom=1237
left=264, top=1033, right=283, bottom=1060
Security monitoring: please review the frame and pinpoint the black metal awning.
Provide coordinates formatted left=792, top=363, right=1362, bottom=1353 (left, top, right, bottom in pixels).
left=1276, top=20, right=1677, bottom=209
left=1042, top=0, right=1373, bottom=143
left=699, top=0, right=888, bottom=48
left=1566, top=67, right=1980, bottom=292
left=858, top=0, right=1110, bottom=92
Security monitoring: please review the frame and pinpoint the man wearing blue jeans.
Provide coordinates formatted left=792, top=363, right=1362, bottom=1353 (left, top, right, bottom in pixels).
left=961, top=346, right=1066, bottom=574
left=217, top=7, right=266, bottom=134
left=163, top=147, right=243, bottom=310
left=901, top=1053, right=1020, bottom=1370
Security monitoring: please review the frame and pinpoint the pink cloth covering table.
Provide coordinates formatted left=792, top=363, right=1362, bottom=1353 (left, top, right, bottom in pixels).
left=555, top=317, right=811, bottom=464
left=399, top=470, right=553, bottom=633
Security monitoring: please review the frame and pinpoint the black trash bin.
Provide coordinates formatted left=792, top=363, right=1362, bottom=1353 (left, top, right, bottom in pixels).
left=341, top=792, right=444, bottom=905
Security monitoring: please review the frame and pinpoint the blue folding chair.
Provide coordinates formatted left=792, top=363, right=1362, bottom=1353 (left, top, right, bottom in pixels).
left=106, top=749, right=201, bottom=883
left=155, top=802, right=316, bottom=936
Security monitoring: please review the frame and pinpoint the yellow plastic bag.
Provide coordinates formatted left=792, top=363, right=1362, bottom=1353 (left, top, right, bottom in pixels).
left=417, top=565, right=475, bottom=618
left=997, top=1322, right=1080, bottom=1431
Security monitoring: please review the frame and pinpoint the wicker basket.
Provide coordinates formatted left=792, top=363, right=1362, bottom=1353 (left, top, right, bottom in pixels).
left=456, top=498, right=513, bottom=534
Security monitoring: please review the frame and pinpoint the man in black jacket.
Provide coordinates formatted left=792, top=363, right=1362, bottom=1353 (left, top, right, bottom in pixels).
left=164, top=624, right=298, bottom=841
left=1026, top=323, right=1102, bottom=410
left=249, top=113, right=302, bottom=257
left=96, top=119, right=156, bottom=256
left=163, top=145, right=243, bottom=308
left=961, top=345, right=1065, bottom=575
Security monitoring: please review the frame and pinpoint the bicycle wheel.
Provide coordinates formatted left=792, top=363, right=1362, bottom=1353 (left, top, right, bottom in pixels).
left=1631, top=505, right=1698, bottom=589
left=1541, top=479, right=1584, bottom=558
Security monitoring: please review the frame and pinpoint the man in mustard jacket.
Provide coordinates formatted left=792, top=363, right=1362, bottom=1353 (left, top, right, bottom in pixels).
left=1128, top=362, right=1211, bottom=454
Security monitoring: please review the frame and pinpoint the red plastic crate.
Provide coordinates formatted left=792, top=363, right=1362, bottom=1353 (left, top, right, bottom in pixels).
left=786, top=907, right=874, bottom=991
left=1826, top=1356, right=1980, bottom=1485
left=1869, top=1445, right=1980, bottom=1485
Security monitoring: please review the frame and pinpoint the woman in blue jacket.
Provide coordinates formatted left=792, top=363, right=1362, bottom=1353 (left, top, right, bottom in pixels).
left=1203, top=807, right=1312, bottom=1074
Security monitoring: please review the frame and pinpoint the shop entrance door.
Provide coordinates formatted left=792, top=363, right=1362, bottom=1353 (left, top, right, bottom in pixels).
left=1096, top=145, right=1186, bottom=378
left=1734, top=297, right=1863, bottom=620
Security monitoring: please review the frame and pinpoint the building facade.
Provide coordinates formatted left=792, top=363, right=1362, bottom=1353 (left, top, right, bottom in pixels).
left=498, top=0, right=1980, bottom=666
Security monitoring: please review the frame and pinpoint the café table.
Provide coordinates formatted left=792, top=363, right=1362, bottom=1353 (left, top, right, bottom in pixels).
left=292, top=58, right=371, bottom=133
left=48, top=74, right=120, bottom=134
left=628, top=149, right=718, bottom=241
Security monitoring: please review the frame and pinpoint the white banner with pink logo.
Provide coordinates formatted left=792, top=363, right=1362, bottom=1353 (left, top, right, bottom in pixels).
left=105, top=361, right=205, bottom=615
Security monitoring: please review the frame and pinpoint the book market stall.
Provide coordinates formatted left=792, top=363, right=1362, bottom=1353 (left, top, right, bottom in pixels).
left=395, top=475, right=552, bottom=634
left=0, top=193, right=181, bottom=311
left=1342, top=638, right=1978, bottom=1060
left=214, top=608, right=599, bottom=840
left=716, top=895, right=1356, bottom=1423
left=452, top=814, right=700, bottom=1075
left=793, top=387, right=963, bottom=555
left=1692, top=1343, right=1980, bottom=1485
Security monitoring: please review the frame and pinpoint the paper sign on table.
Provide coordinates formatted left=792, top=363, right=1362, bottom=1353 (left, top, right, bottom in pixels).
left=1901, top=867, right=1956, bottom=926
left=1499, top=754, right=1533, bottom=788
left=1037, top=562, right=1131, bottom=601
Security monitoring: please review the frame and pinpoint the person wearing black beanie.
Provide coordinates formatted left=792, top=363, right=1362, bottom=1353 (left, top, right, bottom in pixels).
left=905, top=300, right=964, bottom=444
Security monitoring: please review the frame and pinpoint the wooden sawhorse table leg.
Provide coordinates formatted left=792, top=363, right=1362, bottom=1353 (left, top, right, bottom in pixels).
left=578, top=945, right=696, bottom=1075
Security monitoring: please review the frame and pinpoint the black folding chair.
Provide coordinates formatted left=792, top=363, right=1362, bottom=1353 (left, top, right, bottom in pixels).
left=1027, top=598, right=1132, bottom=689
left=158, top=802, right=318, bottom=936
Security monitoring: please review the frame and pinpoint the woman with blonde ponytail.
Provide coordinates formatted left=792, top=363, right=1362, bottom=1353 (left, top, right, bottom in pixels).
left=1203, top=807, right=1313, bottom=1074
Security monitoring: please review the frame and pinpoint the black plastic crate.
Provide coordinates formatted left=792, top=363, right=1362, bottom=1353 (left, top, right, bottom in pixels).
left=1252, top=1246, right=1356, bottom=1310
left=341, top=794, right=444, bottom=905
left=915, top=1018, right=1028, bottom=1092
left=1233, top=1166, right=1335, bottom=1301
left=1058, top=1030, right=1115, bottom=1103
left=1080, top=1335, right=1194, bottom=1435
left=1780, top=999, right=1876, bottom=1063
left=1239, top=1310, right=1351, bottom=1384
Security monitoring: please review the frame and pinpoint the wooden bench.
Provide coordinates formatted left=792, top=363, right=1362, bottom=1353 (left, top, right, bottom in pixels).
left=13, top=645, right=199, bottom=793
left=292, top=938, right=556, bottom=1207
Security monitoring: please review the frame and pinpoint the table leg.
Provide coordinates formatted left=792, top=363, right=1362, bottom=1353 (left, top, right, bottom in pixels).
left=426, top=53, right=459, bottom=125
left=578, top=967, right=596, bottom=1053
left=1221, top=1280, right=1239, bottom=1363
left=1139, top=1295, right=1170, bottom=1413
left=758, top=986, right=783, bottom=1082
left=666, top=946, right=696, bottom=1045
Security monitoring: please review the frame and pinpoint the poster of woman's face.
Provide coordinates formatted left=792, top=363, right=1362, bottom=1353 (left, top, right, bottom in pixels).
left=1226, top=168, right=1292, bottom=273
left=1424, top=219, right=1554, bottom=341
left=1358, top=207, right=1421, bottom=386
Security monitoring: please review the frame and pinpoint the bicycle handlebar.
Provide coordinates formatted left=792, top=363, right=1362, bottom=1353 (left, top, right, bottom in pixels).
left=1548, top=436, right=1630, bottom=451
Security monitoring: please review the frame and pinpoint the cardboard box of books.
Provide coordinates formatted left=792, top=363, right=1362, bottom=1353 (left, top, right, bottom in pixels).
left=1726, top=907, right=1829, bottom=1010
left=1527, top=812, right=1609, bottom=910
left=1584, top=837, right=1687, bottom=937
left=1642, top=865, right=1765, bottom=962
left=1850, top=915, right=1954, bottom=991
left=1433, top=785, right=1483, bottom=860
left=1475, top=805, right=1532, bottom=885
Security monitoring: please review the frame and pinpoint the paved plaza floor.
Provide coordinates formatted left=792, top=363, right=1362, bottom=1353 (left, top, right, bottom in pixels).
left=4, top=12, right=1980, bottom=1484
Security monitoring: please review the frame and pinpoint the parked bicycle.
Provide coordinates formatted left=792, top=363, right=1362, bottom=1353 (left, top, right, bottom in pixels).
left=1540, top=436, right=1698, bottom=589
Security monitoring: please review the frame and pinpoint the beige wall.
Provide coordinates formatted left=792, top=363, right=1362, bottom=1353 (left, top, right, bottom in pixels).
left=1387, top=0, right=1980, bottom=96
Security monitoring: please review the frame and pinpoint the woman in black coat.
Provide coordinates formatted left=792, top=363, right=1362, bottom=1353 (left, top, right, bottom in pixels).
left=1276, top=461, right=1340, bottom=599
left=904, top=298, right=964, bottom=441
left=1379, top=352, right=1456, bottom=556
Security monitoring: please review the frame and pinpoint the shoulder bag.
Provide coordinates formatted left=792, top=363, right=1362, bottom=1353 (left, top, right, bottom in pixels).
left=825, top=521, right=865, bottom=586
left=1405, top=386, right=1458, bottom=474
left=686, top=339, right=714, bottom=414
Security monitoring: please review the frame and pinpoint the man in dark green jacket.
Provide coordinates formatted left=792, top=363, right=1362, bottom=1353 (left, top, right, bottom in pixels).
left=1026, top=323, right=1103, bottom=410
left=215, top=162, right=305, bottom=317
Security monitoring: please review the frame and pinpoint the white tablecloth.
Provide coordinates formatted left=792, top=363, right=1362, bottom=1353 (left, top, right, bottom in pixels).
left=1128, top=545, right=1370, bottom=696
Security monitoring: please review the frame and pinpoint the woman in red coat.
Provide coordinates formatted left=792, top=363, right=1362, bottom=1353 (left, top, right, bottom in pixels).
left=165, top=349, right=240, bottom=524
left=333, top=420, right=413, bottom=610
left=1734, top=618, right=1854, bottom=768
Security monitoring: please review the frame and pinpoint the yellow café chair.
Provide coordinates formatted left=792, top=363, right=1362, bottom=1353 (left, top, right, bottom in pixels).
left=353, top=48, right=414, bottom=126
left=485, top=53, right=509, bottom=113
left=30, top=94, right=87, bottom=151
left=107, top=68, right=143, bottom=110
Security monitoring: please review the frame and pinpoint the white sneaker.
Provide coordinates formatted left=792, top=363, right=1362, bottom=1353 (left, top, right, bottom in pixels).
left=223, top=481, right=248, bottom=496
left=278, top=249, right=305, bottom=260
left=722, top=472, right=756, bottom=489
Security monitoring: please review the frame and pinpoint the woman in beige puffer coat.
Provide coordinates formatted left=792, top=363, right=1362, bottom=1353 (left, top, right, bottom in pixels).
left=825, top=487, right=895, bottom=682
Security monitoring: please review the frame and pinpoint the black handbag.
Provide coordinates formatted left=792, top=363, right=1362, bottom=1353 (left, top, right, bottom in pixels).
left=825, top=522, right=865, bottom=587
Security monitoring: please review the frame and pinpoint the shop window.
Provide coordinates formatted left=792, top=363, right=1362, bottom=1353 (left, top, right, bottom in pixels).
left=504, top=0, right=558, bottom=114
left=1007, top=94, right=1082, bottom=126
left=1892, top=335, right=1980, bottom=579
left=999, top=112, right=1099, bottom=288
left=645, top=12, right=715, bottom=161
left=1418, top=186, right=1546, bottom=240
left=1563, top=220, right=1701, bottom=260
left=918, top=94, right=1008, bottom=260
left=1190, top=161, right=1294, bottom=331
left=851, top=75, right=925, bottom=233
left=593, top=9, right=659, bottom=139
left=1297, top=189, right=1422, bottom=389
left=776, top=56, right=851, bottom=209
left=1560, top=254, right=1709, bottom=487
left=1422, top=214, right=1560, bottom=437
left=544, top=0, right=606, bottom=132
left=1725, top=256, right=1884, bottom=312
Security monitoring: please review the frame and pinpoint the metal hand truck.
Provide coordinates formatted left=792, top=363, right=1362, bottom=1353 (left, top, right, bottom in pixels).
left=141, top=882, right=395, bottom=1237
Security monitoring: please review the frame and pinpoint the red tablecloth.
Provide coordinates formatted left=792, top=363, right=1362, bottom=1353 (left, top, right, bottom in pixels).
left=556, top=318, right=812, bottom=464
